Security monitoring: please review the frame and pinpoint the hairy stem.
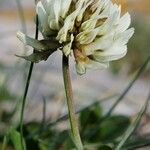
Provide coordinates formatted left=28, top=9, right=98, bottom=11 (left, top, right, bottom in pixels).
left=62, top=55, right=83, bottom=150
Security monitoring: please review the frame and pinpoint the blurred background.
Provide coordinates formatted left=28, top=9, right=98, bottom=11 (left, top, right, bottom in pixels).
left=0, top=0, right=150, bottom=149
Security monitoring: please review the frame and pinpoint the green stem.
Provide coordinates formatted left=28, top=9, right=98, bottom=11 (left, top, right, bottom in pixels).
left=20, top=63, right=34, bottom=150
left=19, top=16, right=39, bottom=150
left=62, top=55, right=83, bottom=150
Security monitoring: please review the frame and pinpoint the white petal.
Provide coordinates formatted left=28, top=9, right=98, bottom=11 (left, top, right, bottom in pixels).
left=85, top=60, right=109, bottom=70
left=53, top=0, right=61, bottom=30
left=93, top=45, right=127, bottom=62
left=41, top=0, right=52, bottom=14
left=76, top=29, right=98, bottom=45
left=63, top=34, right=74, bottom=56
left=80, top=14, right=107, bottom=31
left=76, top=0, right=87, bottom=8
left=77, top=0, right=93, bottom=22
left=114, top=28, right=135, bottom=45
left=91, top=0, right=111, bottom=18
left=56, top=12, right=77, bottom=42
left=36, top=1, right=52, bottom=36
left=97, top=11, right=119, bottom=36
left=98, top=0, right=113, bottom=17
left=81, top=33, right=114, bottom=55
left=76, top=61, right=86, bottom=75
left=76, top=58, right=109, bottom=75
left=57, top=1, right=84, bottom=42
left=116, top=12, right=131, bottom=33
left=60, top=0, right=72, bottom=18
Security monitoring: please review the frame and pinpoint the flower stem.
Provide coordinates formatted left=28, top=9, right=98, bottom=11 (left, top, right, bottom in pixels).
left=62, top=55, right=83, bottom=150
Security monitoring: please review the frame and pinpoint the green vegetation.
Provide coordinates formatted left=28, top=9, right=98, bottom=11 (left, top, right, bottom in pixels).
left=0, top=0, right=150, bottom=149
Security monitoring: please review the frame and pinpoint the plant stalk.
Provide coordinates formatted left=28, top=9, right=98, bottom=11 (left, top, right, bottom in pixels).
left=62, top=55, right=83, bottom=150
left=20, top=63, right=34, bottom=150
left=19, top=15, right=39, bottom=150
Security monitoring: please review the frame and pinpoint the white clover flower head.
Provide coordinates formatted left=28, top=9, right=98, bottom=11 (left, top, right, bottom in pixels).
left=18, top=0, right=134, bottom=75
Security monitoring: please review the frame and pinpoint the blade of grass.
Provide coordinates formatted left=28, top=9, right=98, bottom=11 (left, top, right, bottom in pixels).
left=42, top=96, right=46, bottom=127
left=19, top=64, right=34, bottom=150
left=127, top=143, right=150, bottom=149
left=39, top=96, right=47, bottom=132
left=105, top=56, right=150, bottom=117
left=15, top=0, right=30, bottom=84
left=1, top=135, right=7, bottom=150
left=123, top=134, right=150, bottom=150
left=19, top=15, right=39, bottom=150
left=115, top=91, right=150, bottom=150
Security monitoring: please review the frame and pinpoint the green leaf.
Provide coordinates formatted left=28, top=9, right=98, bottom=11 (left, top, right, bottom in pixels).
left=97, top=145, right=112, bottom=150
left=25, top=123, right=70, bottom=150
left=9, top=127, right=26, bottom=150
left=53, top=130, right=71, bottom=149
left=82, top=115, right=130, bottom=143
left=16, top=51, right=54, bottom=63
left=25, top=122, right=41, bottom=134
left=98, top=115, right=130, bottom=142
left=17, top=31, right=61, bottom=51
left=80, top=102, right=102, bottom=128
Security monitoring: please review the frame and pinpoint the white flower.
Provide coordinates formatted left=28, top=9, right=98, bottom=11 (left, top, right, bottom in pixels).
left=18, top=0, right=134, bottom=75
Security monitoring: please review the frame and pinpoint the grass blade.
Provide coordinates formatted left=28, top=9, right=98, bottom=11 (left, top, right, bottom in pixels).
left=19, top=15, right=39, bottom=150
left=106, top=56, right=150, bottom=117
left=123, top=134, right=150, bottom=150
left=115, top=91, right=150, bottom=150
